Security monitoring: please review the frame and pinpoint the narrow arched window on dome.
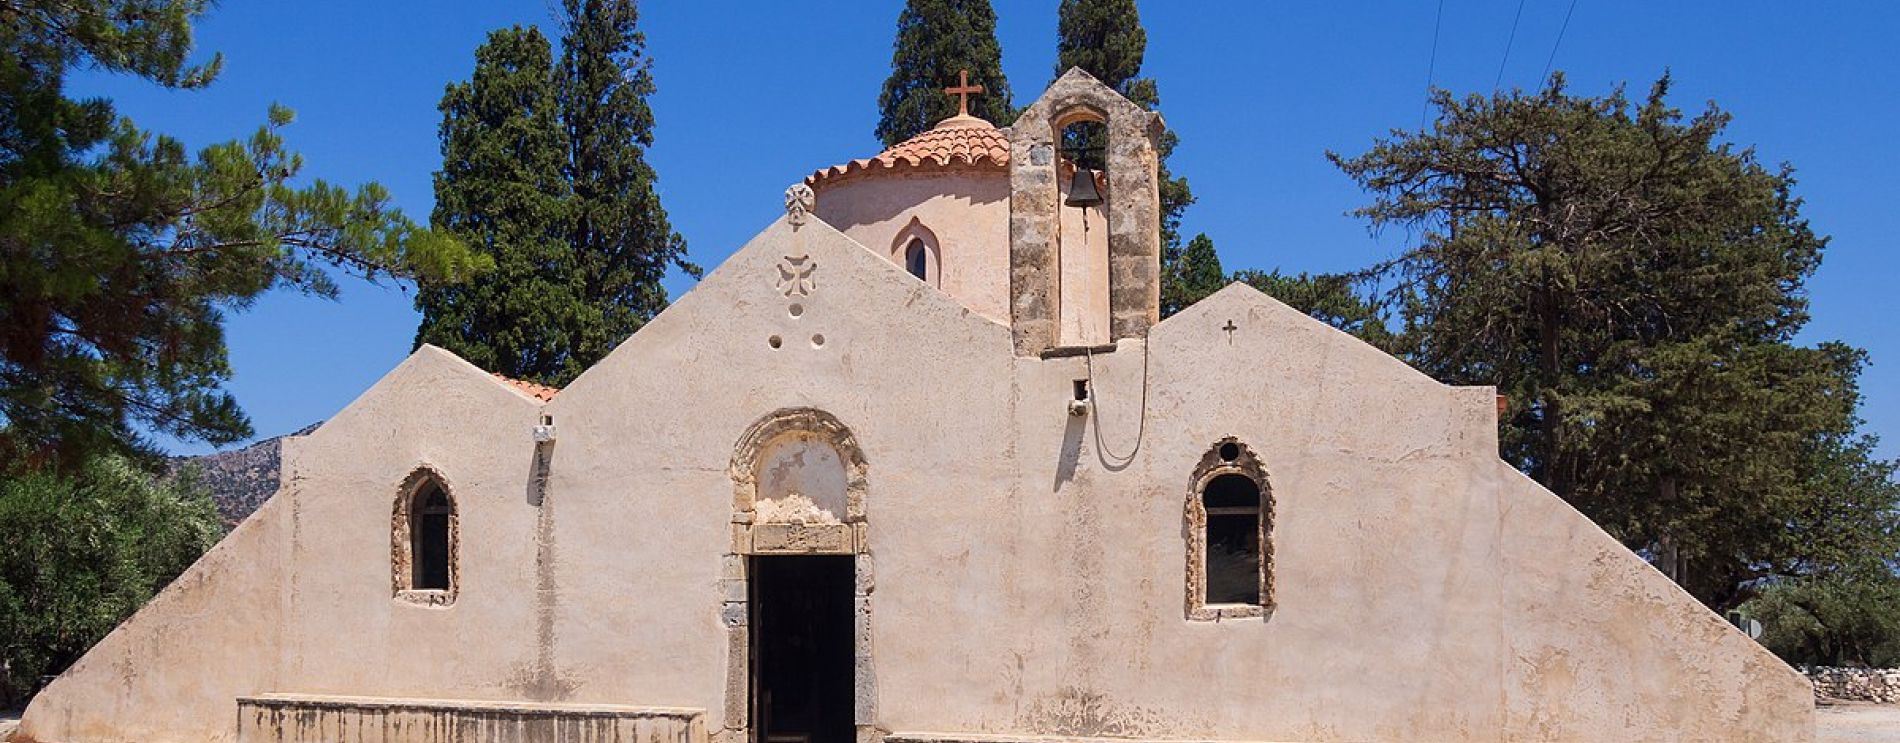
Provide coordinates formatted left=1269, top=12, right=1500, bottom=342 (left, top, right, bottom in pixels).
left=905, top=238, right=929, bottom=281
left=892, top=220, right=942, bottom=288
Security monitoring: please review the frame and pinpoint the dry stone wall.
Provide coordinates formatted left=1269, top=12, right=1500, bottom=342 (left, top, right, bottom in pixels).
left=1808, top=667, right=1900, bottom=704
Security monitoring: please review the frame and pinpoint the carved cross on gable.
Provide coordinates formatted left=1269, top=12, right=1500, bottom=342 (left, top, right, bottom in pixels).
left=777, top=255, right=816, bottom=297
left=944, top=70, right=984, bottom=117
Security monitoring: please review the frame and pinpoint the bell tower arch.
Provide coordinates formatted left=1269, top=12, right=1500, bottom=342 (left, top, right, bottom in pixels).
left=1005, top=67, right=1166, bottom=356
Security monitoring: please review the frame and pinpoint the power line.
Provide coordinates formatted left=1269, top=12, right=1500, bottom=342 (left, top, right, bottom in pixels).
left=1422, top=0, right=1446, bottom=130
left=1540, top=0, right=1582, bottom=86
left=1494, top=0, right=1529, bottom=91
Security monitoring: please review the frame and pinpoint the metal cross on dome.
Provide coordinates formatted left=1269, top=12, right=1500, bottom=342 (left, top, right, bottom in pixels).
left=944, top=70, right=984, bottom=117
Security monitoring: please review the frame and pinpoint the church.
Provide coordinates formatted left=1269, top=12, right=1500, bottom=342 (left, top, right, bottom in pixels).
left=15, top=70, right=1813, bottom=743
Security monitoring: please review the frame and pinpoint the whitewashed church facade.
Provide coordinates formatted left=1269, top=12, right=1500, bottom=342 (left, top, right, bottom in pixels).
left=15, top=70, right=1813, bottom=743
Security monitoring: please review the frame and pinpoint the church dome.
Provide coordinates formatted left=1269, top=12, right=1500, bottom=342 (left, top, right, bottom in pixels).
left=806, top=114, right=1009, bottom=187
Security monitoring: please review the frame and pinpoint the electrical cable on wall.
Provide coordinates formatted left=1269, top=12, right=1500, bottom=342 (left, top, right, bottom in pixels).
left=1084, top=341, right=1151, bottom=467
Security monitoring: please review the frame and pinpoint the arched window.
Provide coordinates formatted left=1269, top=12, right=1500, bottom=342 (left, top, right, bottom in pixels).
left=891, top=219, right=940, bottom=288
left=412, top=482, right=453, bottom=590
left=1186, top=439, right=1272, bottom=620
left=1202, top=474, right=1261, bottom=605
left=905, top=238, right=929, bottom=281
left=394, top=468, right=457, bottom=604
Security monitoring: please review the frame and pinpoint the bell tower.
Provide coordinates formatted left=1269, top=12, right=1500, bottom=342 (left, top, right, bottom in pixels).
left=1005, top=67, right=1166, bottom=356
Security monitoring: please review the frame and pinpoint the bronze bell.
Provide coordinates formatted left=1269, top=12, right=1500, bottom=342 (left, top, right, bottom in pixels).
left=1065, top=167, right=1104, bottom=207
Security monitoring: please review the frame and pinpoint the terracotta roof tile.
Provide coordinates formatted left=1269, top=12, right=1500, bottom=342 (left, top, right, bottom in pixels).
left=808, top=114, right=1010, bottom=186
left=494, top=374, right=559, bottom=402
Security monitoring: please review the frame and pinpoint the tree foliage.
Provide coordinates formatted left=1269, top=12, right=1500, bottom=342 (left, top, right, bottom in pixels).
left=0, top=0, right=482, bottom=470
left=1330, top=74, right=1898, bottom=607
left=1233, top=268, right=1393, bottom=346
left=1159, top=233, right=1222, bottom=316
left=1745, top=571, right=1900, bottom=668
left=556, top=0, right=694, bottom=370
left=414, top=27, right=576, bottom=382
left=416, top=2, right=692, bottom=386
left=0, top=452, right=222, bottom=705
left=876, top=0, right=1013, bottom=146
left=1054, top=0, right=1203, bottom=315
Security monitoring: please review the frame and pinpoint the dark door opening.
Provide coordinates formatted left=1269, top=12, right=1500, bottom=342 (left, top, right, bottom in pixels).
left=751, top=555, right=855, bottom=743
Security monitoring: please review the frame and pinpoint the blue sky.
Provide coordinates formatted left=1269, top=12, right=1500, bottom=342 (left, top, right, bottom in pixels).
left=73, top=2, right=1897, bottom=459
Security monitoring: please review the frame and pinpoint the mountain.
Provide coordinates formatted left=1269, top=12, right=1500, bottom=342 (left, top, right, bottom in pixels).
left=170, top=422, right=321, bottom=526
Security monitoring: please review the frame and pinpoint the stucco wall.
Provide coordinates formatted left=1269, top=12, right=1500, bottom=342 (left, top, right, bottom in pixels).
left=18, top=217, right=1811, bottom=743
left=811, top=168, right=1107, bottom=342
left=858, top=288, right=1514, bottom=741
left=1498, top=462, right=1815, bottom=741
left=269, top=347, right=548, bottom=703
left=1055, top=176, right=1111, bottom=346
left=813, top=172, right=1012, bottom=325
left=17, top=348, right=549, bottom=743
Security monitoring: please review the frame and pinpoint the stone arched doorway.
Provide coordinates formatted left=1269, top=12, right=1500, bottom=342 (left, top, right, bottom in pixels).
left=721, top=408, right=876, bottom=743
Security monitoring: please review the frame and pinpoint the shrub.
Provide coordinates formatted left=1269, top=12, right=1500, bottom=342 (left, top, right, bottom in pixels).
left=1743, top=573, right=1900, bottom=668
left=0, top=455, right=220, bottom=706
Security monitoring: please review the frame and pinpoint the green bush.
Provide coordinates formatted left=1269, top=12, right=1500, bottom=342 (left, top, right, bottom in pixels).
left=1742, top=573, right=1900, bottom=668
left=0, top=454, right=220, bottom=706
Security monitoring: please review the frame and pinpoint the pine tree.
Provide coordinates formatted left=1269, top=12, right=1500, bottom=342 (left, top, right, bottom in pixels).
left=415, top=27, right=580, bottom=384
left=1332, top=74, right=1898, bottom=608
left=1055, top=0, right=1202, bottom=313
left=0, top=0, right=480, bottom=469
left=1159, top=233, right=1223, bottom=316
left=876, top=0, right=1014, bottom=146
left=556, top=0, right=695, bottom=368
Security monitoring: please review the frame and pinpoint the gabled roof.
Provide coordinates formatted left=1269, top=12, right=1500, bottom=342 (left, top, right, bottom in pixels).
left=493, top=374, right=560, bottom=402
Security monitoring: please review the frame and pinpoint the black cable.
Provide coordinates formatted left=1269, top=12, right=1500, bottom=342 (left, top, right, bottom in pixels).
left=1495, top=0, right=1529, bottom=91
left=1540, top=0, right=1582, bottom=86
left=1085, top=342, right=1150, bottom=468
left=1422, top=0, right=1447, bottom=130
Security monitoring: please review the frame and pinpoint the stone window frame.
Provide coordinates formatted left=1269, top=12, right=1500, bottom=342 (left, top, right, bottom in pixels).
left=1184, top=437, right=1274, bottom=621
left=391, top=465, right=459, bottom=607
left=719, top=408, right=878, bottom=743
left=891, top=217, right=941, bottom=288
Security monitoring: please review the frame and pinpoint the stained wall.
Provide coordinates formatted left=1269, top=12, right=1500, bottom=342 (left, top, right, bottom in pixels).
left=16, top=216, right=1812, bottom=743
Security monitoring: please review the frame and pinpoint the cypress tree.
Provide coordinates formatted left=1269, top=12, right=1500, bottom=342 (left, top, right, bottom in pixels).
left=415, top=27, right=580, bottom=384
left=1055, top=0, right=1207, bottom=315
left=419, top=3, right=692, bottom=386
left=876, top=0, right=1014, bottom=146
left=556, top=0, right=695, bottom=368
